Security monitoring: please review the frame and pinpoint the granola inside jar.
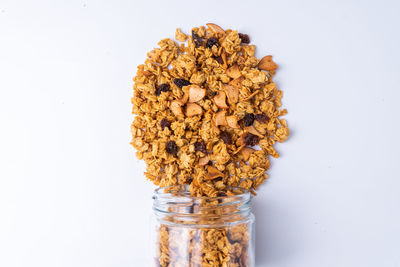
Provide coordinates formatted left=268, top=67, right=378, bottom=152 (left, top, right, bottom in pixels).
left=153, top=185, right=255, bottom=267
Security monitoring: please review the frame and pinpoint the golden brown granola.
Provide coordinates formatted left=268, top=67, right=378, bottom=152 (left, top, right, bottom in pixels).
left=131, top=24, right=289, bottom=197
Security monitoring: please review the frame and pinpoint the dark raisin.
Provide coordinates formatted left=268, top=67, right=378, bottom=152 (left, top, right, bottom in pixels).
left=214, top=56, right=224, bottom=64
left=255, top=113, right=269, bottom=123
left=243, top=113, right=255, bottom=126
left=206, top=37, right=219, bottom=48
left=244, top=133, right=260, bottom=146
left=214, top=177, right=223, bottom=182
left=220, top=131, right=232, bottom=145
left=217, top=192, right=227, bottom=197
left=194, top=141, right=207, bottom=153
left=155, top=83, right=170, bottom=96
left=173, top=78, right=190, bottom=89
left=160, top=118, right=170, bottom=130
left=192, top=30, right=203, bottom=47
left=238, top=33, right=250, bottom=44
left=166, top=141, right=178, bottom=155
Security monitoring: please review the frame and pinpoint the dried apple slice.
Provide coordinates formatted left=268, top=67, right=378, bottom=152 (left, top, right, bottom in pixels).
left=213, top=91, right=229, bottom=109
left=206, top=166, right=224, bottom=180
left=246, top=125, right=264, bottom=138
left=226, top=64, right=242, bottom=79
left=185, top=103, right=203, bottom=117
left=214, top=110, right=227, bottom=126
left=241, top=147, right=255, bottom=161
left=188, top=85, right=206, bottom=103
left=258, top=55, right=278, bottom=71
left=170, top=100, right=184, bottom=117
left=223, top=84, right=239, bottom=104
left=226, top=115, right=239, bottom=129
left=198, top=156, right=210, bottom=166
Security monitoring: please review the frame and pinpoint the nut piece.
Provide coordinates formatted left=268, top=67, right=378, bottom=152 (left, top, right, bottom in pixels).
left=226, top=64, right=242, bottom=79
left=223, top=84, right=239, bottom=104
left=258, top=55, right=278, bottom=71
left=214, top=110, right=227, bottom=126
left=226, top=115, right=239, bottom=129
left=213, top=91, right=229, bottom=109
left=185, top=103, right=203, bottom=117
left=206, top=166, right=224, bottom=180
left=188, top=85, right=206, bottom=103
left=241, top=147, right=255, bottom=161
left=170, top=100, right=184, bottom=117
left=206, top=23, right=225, bottom=34
left=198, top=156, right=210, bottom=166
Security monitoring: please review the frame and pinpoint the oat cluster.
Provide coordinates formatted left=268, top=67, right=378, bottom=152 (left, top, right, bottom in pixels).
left=131, top=23, right=289, bottom=197
left=157, top=223, right=251, bottom=267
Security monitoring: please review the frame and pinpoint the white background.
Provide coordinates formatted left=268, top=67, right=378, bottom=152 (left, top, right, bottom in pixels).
left=0, top=0, right=399, bottom=266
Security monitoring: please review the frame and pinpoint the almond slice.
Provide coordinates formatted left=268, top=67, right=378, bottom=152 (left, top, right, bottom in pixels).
left=170, top=100, right=184, bottom=117
left=226, top=64, right=242, bottom=79
left=214, top=110, right=227, bottom=126
left=242, top=90, right=259, bottom=101
left=241, top=147, right=256, bottom=161
left=206, top=166, right=224, bottom=180
left=226, top=115, right=239, bottom=129
left=223, top=84, right=239, bottom=104
left=246, top=125, right=264, bottom=138
left=198, top=156, right=210, bottom=166
left=258, top=55, right=278, bottom=71
left=188, top=85, right=206, bottom=103
left=185, top=103, right=203, bottom=117
left=213, top=91, right=229, bottom=109
left=206, top=23, right=225, bottom=34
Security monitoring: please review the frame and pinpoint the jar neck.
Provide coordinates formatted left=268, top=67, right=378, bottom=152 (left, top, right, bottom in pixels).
left=153, top=185, right=252, bottom=225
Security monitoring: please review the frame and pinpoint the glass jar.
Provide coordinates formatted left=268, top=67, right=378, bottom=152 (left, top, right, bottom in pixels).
left=152, top=185, right=255, bottom=267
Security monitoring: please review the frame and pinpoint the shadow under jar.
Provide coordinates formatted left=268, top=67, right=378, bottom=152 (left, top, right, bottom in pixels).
left=153, top=185, right=255, bottom=267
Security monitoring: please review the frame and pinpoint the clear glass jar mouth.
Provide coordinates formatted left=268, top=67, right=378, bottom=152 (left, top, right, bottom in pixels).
left=153, top=185, right=252, bottom=218
left=153, top=185, right=251, bottom=201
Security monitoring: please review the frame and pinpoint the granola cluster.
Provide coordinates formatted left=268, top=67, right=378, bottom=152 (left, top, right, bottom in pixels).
left=131, top=23, right=289, bottom=196
left=157, top=223, right=252, bottom=267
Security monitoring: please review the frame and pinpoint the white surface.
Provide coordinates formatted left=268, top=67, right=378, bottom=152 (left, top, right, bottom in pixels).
left=0, top=0, right=399, bottom=266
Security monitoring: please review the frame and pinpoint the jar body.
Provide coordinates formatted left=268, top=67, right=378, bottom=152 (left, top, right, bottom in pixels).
left=152, top=186, right=255, bottom=267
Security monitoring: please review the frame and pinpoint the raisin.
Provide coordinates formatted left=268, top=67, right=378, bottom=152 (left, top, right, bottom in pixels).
left=255, top=113, right=269, bottom=123
left=206, top=37, right=219, bottom=48
left=217, top=192, right=227, bottom=197
left=220, top=131, right=232, bottom=145
left=173, top=78, right=190, bottom=89
left=155, top=83, right=170, bottom=96
left=192, top=30, right=203, bottom=47
left=195, top=141, right=207, bottom=153
left=214, top=177, right=223, bottom=182
left=243, top=113, right=255, bottom=126
left=160, top=118, right=170, bottom=130
left=166, top=141, right=178, bottom=155
left=214, top=56, right=223, bottom=64
left=244, top=133, right=260, bottom=146
left=238, top=33, right=250, bottom=44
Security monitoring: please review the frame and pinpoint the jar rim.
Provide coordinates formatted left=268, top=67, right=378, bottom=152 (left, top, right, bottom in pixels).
left=153, top=185, right=251, bottom=201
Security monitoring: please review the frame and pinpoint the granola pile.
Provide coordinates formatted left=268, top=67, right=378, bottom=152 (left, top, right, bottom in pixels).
left=131, top=23, right=289, bottom=197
